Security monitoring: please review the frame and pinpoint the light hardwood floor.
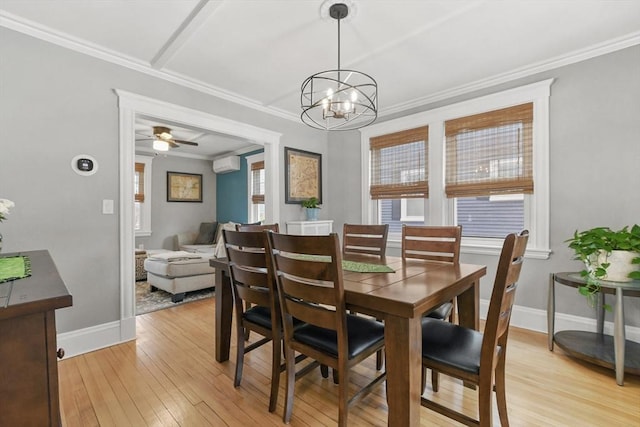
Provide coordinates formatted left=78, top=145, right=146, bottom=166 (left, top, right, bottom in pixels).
left=59, top=298, right=640, bottom=426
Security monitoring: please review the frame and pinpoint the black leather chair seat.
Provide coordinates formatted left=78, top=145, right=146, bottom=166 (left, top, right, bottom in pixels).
left=243, top=305, right=273, bottom=329
left=294, top=314, right=384, bottom=359
left=424, top=302, right=453, bottom=320
left=421, top=317, right=489, bottom=375
left=244, top=305, right=304, bottom=330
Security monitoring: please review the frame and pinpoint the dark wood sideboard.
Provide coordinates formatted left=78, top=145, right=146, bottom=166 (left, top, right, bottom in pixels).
left=0, top=250, right=73, bottom=426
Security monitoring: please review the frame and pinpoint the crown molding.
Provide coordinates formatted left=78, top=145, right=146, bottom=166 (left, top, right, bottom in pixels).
left=0, top=11, right=298, bottom=122
left=380, top=31, right=640, bottom=117
left=2, top=11, right=638, bottom=122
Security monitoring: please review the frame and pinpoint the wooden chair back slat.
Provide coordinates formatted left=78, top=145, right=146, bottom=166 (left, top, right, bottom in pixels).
left=274, top=255, right=337, bottom=283
left=343, top=224, right=389, bottom=258
left=401, top=225, right=462, bottom=263
left=277, top=275, right=337, bottom=307
left=283, top=295, right=337, bottom=330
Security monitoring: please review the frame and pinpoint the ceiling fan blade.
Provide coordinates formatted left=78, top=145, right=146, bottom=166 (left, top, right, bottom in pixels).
left=173, top=139, right=199, bottom=146
left=167, top=140, right=180, bottom=148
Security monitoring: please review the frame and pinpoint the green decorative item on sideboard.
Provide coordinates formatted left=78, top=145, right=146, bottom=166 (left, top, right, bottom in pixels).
left=566, top=224, right=640, bottom=308
left=301, top=197, right=321, bottom=221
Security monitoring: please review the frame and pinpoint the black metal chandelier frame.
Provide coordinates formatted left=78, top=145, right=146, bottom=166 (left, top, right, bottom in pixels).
left=300, top=2, right=378, bottom=131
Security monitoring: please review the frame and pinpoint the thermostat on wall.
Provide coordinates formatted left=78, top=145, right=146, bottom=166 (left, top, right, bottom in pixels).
left=71, top=154, right=98, bottom=176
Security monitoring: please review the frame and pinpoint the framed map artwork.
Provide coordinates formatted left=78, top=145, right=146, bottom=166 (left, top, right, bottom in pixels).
left=167, top=172, right=203, bottom=202
left=284, top=147, right=322, bottom=204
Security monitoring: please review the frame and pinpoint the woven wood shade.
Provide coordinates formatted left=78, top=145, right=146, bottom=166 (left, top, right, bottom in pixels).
left=370, top=126, right=428, bottom=200
left=134, top=162, right=145, bottom=202
left=251, top=160, right=265, bottom=204
left=445, top=103, right=533, bottom=198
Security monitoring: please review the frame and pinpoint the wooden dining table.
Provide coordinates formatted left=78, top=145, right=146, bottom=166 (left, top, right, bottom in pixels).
left=210, top=254, right=486, bottom=426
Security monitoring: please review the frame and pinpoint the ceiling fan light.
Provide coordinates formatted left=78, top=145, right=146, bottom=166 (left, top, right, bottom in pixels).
left=153, top=139, right=170, bottom=151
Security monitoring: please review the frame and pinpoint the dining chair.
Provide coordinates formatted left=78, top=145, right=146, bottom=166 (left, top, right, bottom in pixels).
left=402, top=224, right=463, bottom=390
left=342, top=223, right=389, bottom=258
left=222, top=229, right=286, bottom=412
left=402, top=224, right=463, bottom=321
left=236, top=223, right=280, bottom=232
left=234, top=223, right=281, bottom=339
left=266, top=232, right=386, bottom=427
left=342, top=223, right=389, bottom=370
left=420, top=230, right=529, bottom=427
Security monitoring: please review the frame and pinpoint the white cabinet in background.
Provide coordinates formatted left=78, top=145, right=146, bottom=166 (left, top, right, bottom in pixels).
left=286, top=220, right=333, bottom=236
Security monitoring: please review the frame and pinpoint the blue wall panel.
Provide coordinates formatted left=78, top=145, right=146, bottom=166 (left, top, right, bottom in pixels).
left=216, top=149, right=263, bottom=223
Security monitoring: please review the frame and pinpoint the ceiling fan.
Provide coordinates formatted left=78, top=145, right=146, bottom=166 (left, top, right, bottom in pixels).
left=139, top=126, right=199, bottom=151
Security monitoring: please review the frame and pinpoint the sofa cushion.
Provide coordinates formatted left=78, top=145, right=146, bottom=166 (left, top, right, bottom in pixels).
left=194, top=221, right=218, bottom=244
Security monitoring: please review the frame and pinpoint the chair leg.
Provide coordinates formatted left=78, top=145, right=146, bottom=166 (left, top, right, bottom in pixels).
left=243, top=302, right=251, bottom=340
left=495, top=359, right=510, bottom=426
left=337, top=367, right=349, bottom=427
left=376, top=349, right=384, bottom=370
left=431, top=369, right=440, bottom=392
left=282, top=346, right=296, bottom=424
left=421, top=367, right=426, bottom=394
left=234, top=323, right=245, bottom=387
left=320, top=364, right=329, bottom=378
left=477, top=379, right=494, bottom=427
left=268, top=337, right=281, bottom=413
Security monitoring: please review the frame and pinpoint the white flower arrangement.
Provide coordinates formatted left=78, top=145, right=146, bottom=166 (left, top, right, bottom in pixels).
left=0, top=199, right=14, bottom=222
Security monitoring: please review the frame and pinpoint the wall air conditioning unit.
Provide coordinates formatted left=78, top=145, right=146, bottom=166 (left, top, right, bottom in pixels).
left=213, top=155, right=240, bottom=174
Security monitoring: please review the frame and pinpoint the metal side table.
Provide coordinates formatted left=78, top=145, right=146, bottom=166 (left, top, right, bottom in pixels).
left=548, top=272, right=640, bottom=385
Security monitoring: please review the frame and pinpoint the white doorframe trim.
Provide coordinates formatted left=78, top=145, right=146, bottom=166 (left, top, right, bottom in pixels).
left=115, top=90, right=281, bottom=341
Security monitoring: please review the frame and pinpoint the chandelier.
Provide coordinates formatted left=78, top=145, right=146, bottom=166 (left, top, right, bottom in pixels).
left=301, top=2, right=378, bottom=131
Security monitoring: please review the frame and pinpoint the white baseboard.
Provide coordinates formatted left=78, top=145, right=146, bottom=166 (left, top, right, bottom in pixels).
left=57, top=316, right=136, bottom=358
left=58, top=306, right=639, bottom=358
left=480, top=299, right=640, bottom=343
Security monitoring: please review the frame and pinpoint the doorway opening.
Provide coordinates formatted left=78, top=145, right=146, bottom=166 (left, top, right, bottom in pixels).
left=117, top=89, right=281, bottom=340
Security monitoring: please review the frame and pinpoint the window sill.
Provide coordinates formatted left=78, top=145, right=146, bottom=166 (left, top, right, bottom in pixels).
left=387, top=238, right=550, bottom=260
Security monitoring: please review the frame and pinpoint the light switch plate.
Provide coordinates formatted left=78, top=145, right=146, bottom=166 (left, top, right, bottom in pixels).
left=102, top=199, right=114, bottom=214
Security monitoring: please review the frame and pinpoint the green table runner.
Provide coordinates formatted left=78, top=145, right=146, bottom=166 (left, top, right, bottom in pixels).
left=0, top=255, right=32, bottom=283
left=289, top=253, right=394, bottom=273
left=341, top=259, right=394, bottom=273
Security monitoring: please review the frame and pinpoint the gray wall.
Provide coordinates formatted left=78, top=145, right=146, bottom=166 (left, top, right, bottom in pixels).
left=0, top=27, right=327, bottom=333
left=328, top=45, right=640, bottom=326
left=1, top=25, right=637, bottom=338
left=135, top=155, right=217, bottom=251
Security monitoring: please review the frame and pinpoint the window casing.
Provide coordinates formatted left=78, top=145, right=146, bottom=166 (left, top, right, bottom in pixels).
left=360, top=80, right=552, bottom=259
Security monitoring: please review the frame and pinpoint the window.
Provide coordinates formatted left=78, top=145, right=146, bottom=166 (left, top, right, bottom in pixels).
left=360, top=80, right=552, bottom=258
left=445, top=103, right=532, bottom=240
left=134, top=155, right=153, bottom=236
left=370, top=127, right=428, bottom=237
left=246, top=153, right=265, bottom=223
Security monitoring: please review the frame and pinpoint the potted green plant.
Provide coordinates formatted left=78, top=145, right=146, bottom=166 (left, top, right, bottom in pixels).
left=301, top=197, right=321, bottom=221
left=566, top=224, right=640, bottom=307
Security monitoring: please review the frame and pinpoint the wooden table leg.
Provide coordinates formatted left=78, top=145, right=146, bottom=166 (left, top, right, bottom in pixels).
left=214, top=268, right=233, bottom=362
left=457, top=279, right=480, bottom=330
left=384, top=314, right=421, bottom=427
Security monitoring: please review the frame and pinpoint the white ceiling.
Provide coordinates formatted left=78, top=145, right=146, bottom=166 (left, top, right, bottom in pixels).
left=2, top=0, right=639, bottom=156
